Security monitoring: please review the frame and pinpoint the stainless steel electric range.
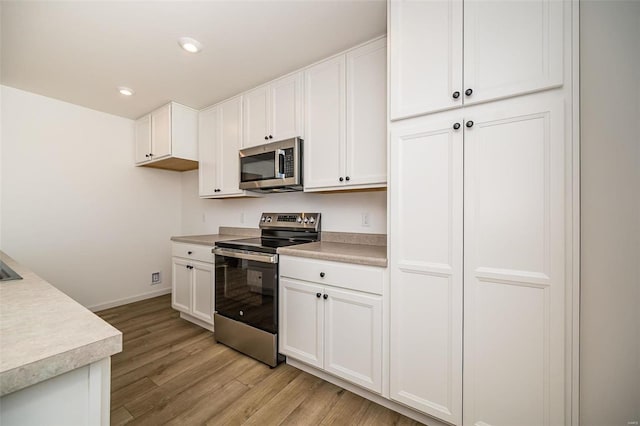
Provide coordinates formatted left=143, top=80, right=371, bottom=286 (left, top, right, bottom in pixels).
left=212, top=212, right=320, bottom=367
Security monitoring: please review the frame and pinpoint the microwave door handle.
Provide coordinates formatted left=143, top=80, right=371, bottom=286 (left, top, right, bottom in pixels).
left=275, top=149, right=285, bottom=179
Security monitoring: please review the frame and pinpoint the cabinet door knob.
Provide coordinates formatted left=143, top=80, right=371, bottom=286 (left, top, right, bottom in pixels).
left=465, top=88, right=473, bottom=96
left=339, top=177, right=344, bottom=182
left=145, top=154, right=149, bottom=158
left=453, top=123, right=461, bottom=130
left=149, top=153, right=154, bottom=157
left=323, top=294, right=328, bottom=300
left=264, top=136, right=268, bottom=140
left=269, top=135, right=273, bottom=139
left=345, top=176, right=350, bottom=181
left=320, top=272, right=325, bottom=278
left=466, top=120, right=474, bottom=128
left=452, top=91, right=460, bottom=99
left=316, top=292, right=321, bottom=298
left=187, top=251, right=193, bottom=255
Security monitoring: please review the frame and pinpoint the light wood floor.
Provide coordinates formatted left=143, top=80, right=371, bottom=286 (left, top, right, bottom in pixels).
left=97, top=294, right=423, bottom=426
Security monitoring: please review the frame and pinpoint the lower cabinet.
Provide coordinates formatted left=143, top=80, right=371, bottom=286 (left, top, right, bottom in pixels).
left=171, top=243, right=215, bottom=328
left=0, top=358, right=111, bottom=426
left=279, top=256, right=383, bottom=394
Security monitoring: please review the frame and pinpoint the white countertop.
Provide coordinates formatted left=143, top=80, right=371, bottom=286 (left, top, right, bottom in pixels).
left=0, top=251, right=122, bottom=396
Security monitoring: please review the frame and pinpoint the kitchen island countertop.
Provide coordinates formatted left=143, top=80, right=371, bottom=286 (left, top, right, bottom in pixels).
left=0, top=251, right=122, bottom=396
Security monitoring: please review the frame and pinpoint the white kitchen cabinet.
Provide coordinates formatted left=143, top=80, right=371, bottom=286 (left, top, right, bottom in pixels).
left=389, top=0, right=563, bottom=120
left=279, top=256, right=383, bottom=394
left=345, top=37, right=388, bottom=188
left=304, top=37, right=387, bottom=192
left=389, top=92, right=568, bottom=426
left=0, top=358, right=111, bottom=426
left=242, top=73, right=303, bottom=148
left=135, top=102, right=199, bottom=171
left=462, top=94, right=566, bottom=426
left=389, top=110, right=463, bottom=424
left=171, top=242, right=215, bottom=329
left=389, top=0, right=463, bottom=121
left=303, top=55, right=346, bottom=190
left=279, top=278, right=324, bottom=368
left=199, top=96, right=256, bottom=198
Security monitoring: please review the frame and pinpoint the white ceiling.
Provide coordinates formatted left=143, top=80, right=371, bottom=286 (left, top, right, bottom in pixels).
left=0, top=1, right=386, bottom=119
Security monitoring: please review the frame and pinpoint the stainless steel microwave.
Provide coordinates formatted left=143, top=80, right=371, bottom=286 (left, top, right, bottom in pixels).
left=239, top=137, right=303, bottom=192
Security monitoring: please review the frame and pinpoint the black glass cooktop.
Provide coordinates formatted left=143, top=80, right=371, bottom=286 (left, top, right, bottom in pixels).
left=215, top=237, right=314, bottom=254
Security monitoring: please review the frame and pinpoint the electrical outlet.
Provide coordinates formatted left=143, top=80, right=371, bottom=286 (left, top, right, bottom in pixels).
left=362, top=212, right=371, bottom=227
left=151, top=272, right=161, bottom=285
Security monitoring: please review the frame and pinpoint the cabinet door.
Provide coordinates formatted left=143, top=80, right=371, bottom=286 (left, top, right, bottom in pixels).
left=324, top=287, right=382, bottom=394
left=198, top=106, right=219, bottom=197
left=218, top=96, right=244, bottom=195
left=191, top=260, right=214, bottom=325
left=389, top=0, right=463, bottom=120
left=270, top=73, right=303, bottom=141
left=345, top=38, right=387, bottom=188
left=463, top=94, right=565, bottom=426
left=303, top=55, right=346, bottom=191
left=172, top=257, right=192, bottom=314
left=463, top=0, right=563, bottom=105
left=134, top=114, right=152, bottom=164
left=279, top=278, right=324, bottom=369
left=243, top=85, right=270, bottom=148
left=151, top=103, right=172, bottom=159
left=389, top=111, right=463, bottom=424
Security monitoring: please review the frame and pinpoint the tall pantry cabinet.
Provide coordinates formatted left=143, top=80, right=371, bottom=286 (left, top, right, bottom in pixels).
left=388, top=1, right=578, bottom=425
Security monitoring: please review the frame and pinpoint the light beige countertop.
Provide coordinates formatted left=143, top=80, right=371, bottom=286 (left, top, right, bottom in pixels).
left=0, top=251, right=122, bottom=396
left=278, top=241, right=388, bottom=267
left=170, top=227, right=260, bottom=246
left=172, top=229, right=388, bottom=267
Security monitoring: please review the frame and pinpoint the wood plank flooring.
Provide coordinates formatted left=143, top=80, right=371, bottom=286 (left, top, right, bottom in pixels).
left=97, top=295, right=423, bottom=426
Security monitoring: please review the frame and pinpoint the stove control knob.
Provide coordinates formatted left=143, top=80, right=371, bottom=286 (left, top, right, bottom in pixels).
left=297, top=216, right=302, bottom=223
left=304, top=217, right=309, bottom=224
left=309, top=217, right=315, bottom=224
left=261, top=217, right=266, bottom=222
left=266, top=216, right=272, bottom=223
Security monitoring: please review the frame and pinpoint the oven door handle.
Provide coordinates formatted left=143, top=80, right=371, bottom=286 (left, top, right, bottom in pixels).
left=213, top=247, right=278, bottom=264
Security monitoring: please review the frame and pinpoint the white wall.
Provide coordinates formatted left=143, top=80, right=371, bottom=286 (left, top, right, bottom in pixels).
left=180, top=170, right=387, bottom=235
left=0, top=86, right=182, bottom=309
left=580, top=1, right=640, bottom=424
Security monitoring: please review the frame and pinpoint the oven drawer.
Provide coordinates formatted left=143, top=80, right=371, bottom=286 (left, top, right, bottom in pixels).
left=172, top=242, right=214, bottom=264
left=279, top=255, right=383, bottom=295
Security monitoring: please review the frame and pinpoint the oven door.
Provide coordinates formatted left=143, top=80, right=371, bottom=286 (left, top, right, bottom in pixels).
left=213, top=248, right=278, bottom=334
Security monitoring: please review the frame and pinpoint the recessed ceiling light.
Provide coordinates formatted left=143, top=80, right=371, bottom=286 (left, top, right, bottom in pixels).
left=178, top=37, right=203, bottom=54
left=118, top=87, right=134, bottom=96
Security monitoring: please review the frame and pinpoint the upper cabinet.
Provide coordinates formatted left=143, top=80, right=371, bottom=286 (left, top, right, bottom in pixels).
left=304, top=37, right=387, bottom=192
left=135, top=102, right=198, bottom=171
left=389, top=0, right=563, bottom=120
left=242, top=73, right=304, bottom=148
left=199, top=96, right=257, bottom=198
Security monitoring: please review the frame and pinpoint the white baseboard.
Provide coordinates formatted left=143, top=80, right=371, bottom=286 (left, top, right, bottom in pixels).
left=88, top=288, right=172, bottom=312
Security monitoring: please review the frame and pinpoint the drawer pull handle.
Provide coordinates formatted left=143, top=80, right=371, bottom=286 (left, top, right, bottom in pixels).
left=319, top=272, right=325, bottom=278
left=187, top=251, right=193, bottom=255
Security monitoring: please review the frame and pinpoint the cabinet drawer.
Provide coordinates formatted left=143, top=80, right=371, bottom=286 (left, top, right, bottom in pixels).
left=172, top=242, right=214, bottom=264
left=279, top=256, right=383, bottom=295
